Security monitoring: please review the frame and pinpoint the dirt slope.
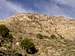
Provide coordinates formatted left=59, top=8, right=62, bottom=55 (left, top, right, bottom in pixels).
left=0, top=13, right=75, bottom=56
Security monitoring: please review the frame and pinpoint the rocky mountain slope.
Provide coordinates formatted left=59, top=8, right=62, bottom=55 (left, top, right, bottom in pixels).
left=0, top=13, right=75, bottom=56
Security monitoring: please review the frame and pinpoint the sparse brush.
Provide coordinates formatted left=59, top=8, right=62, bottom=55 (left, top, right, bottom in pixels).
left=15, top=53, right=22, bottom=56
left=20, top=38, right=38, bottom=54
left=36, top=33, right=43, bottom=39
left=0, top=24, right=9, bottom=38
left=0, top=24, right=13, bottom=48
left=21, top=38, right=34, bottom=49
left=50, top=34, right=57, bottom=39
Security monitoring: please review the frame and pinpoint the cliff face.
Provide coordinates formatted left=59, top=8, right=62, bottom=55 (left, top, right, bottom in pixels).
left=0, top=13, right=75, bottom=56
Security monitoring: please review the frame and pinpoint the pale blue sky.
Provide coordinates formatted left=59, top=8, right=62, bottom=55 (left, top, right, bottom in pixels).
left=0, top=0, right=75, bottom=19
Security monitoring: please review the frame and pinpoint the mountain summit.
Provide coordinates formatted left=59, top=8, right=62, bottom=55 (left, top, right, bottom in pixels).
left=0, top=13, right=75, bottom=56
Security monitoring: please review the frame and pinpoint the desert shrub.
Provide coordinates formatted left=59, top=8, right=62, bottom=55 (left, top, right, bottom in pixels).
left=36, top=33, right=43, bottom=39
left=0, top=50, right=18, bottom=56
left=26, top=46, right=38, bottom=54
left=0, top=25, right=13, bottom=48
left=0, top=24, right=9, bottom=38
left=21, top=38, right=34, bottom=49
left=50, top=34, right=57, bottom=39
left=0, top=24, right=13, bottom=40
left=5, top=34, right=13, bottom=42
left=15, top=53, right=22, bottom=56
left=0, top=50, right=13, bottom=56
left=21, top=38, right=38, bottom=54
left=57, top=34, right=64, bottom=39
left=0, top=51, right=5, bottom=56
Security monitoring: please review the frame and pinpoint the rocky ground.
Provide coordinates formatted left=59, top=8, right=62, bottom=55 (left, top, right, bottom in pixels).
left=0, top=13, right=75, bottom=56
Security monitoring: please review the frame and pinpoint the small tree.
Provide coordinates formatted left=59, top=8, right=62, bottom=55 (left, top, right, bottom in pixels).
left=0, top=25, right=13, bottom=40
left=20, top=38, right=38, bottom=54
left=0, top=25, right=13, bottom=47
left=21, top=38, right=34, bottom=49
left=0, top=25, right=9, bottom=38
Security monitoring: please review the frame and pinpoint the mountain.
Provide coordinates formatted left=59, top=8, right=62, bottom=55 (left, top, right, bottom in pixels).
left=0, top=13, right=75, bottom=56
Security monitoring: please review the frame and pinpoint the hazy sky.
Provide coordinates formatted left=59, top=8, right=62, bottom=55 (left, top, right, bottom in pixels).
left=0, top=0, right=75, bottom=19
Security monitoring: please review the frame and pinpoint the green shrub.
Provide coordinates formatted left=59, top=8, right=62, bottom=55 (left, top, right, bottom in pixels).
left=21, top=38, right=38, bottom=54
left=0, top=25, right=9, bottom=38
left=0, top=24, right=13, bottom=41
left=5, top=34, right=13, bottom=42
left=0, top=25, right=13, bottom=47
left=26, top=46, right=38, bottom=54
left=15, top=53, right=22, bottom=56
left=36, top=33, right=43, bottom=39
left=21, top=38, right=34, bottom=49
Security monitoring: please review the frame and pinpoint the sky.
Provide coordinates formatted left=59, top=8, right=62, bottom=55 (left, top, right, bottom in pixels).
left=0, top=0, right=75, bottom=19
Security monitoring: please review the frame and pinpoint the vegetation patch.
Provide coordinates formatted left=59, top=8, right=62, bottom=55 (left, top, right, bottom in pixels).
left=36, top=33, right=43, bottom=39
left=15, top=52, right=22, bottom=56
left=0, top=50, right=22, bottom=56
left=20, top=38, right=38, bottom=54
left=50, top=34, right=57, bottom=39
left=0, top=24, right=9, bottom=38
left=0, top=24, right=13, bottom=48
